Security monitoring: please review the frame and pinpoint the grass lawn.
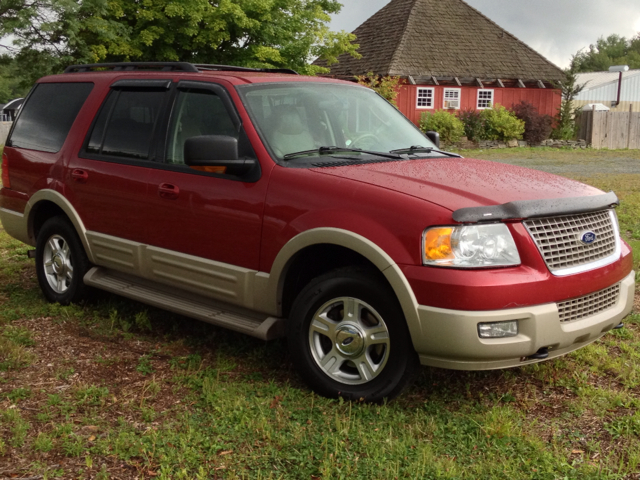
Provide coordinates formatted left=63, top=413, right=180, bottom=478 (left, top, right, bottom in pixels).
left=1, top=148, right=639, bottom=479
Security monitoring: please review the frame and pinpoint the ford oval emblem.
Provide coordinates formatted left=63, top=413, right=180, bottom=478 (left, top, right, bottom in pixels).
left=578, top=231, right=597, bottom=245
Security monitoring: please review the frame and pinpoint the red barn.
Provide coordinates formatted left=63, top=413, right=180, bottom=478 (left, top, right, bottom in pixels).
left=318, top=0, right=565, bottom=125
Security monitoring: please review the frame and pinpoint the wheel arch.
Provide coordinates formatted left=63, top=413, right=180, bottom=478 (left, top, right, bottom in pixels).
left=261, top=228, right=422, bottom=343
left=25, top=190, right=94, bottom=263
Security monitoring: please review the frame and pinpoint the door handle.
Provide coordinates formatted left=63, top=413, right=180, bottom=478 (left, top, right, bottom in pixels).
left=71, top=169, right=88, bottom=183
left=158, top=183, right=180, bottom=200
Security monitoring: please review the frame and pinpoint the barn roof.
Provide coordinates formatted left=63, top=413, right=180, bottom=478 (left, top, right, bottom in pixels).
left=319, top=0, right=566, bottom=83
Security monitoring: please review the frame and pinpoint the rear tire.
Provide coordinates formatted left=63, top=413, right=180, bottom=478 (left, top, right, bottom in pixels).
left=288, top=268, right=418, bottom=402
left=35, top=216, right=90, bottom=305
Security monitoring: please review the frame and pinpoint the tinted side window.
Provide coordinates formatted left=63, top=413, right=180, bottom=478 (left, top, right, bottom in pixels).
left=9, top=83, right=93, bottom=153
left=87, top=89, right=166, bottom=160
left=166, top=90, right=238, bottom=164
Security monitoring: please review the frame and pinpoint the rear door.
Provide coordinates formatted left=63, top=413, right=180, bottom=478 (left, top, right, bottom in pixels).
left=67, top=79, right=172, bottom=272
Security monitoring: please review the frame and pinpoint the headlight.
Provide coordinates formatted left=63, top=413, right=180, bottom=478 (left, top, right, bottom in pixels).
left=423, top=224, right=521, bottom=267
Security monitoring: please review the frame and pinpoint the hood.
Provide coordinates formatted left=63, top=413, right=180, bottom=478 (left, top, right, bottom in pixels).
left=311, top=157, right=603, bottom=213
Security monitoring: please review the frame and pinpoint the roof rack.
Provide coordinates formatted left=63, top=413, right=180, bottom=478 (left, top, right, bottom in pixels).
left=193, top=64, right=299, bottom=75
left=64, top=62, right=199, bottom=73
left=64, top=62, right=299, bottom=75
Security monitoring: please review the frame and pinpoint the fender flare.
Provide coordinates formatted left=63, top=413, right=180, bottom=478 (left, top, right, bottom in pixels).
left=24, top=189, right=95, bottom=263
left=259, top=227, right=422, bottom=343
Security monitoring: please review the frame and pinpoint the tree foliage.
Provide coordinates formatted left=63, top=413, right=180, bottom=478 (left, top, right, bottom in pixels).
left=100, top=0, right=359, bottom=75
left=551, top=70, right=585, bottom=140
left=0, top=0, right=359, bottom=85
left=1, top=0, right=131, bottom=85
left=355, top=72, right=401, bottom=106
left=0, top=56, right=30, bottom=103
left=571, top=34, right=640, bottom=72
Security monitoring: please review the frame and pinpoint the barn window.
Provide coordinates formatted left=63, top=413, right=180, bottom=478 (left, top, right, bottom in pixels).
left=477, top=89, right=494, bottom=109
left=416, top=88, right=434, bottom=108
left=443, top=89, right=461, bottom=109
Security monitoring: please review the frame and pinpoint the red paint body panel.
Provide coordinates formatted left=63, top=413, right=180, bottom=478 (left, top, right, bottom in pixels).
left=64, top=158, right=151, bottom=242
left=260, top=166, right=454, bottom=272
left=402, top=231, right=633, bottom=311
left=311, top=157, right=603, bottom=212
left=143, top=167, right=268, bottom=269
left=0, top=68, right=632, bottom=320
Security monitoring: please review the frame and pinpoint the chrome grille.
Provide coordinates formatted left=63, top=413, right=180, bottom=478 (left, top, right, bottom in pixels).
left=557, top=284, right=620, bottom=323
left=524, top=210, right=617, bottom=273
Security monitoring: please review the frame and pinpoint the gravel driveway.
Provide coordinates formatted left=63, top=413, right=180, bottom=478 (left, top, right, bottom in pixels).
left=465, top=150, right=640, bottom=176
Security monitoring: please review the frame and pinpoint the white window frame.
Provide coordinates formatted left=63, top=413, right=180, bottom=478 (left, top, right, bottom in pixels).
left=416, top=87, right=434, bottom=109
left=477, top=89, right=494, bottom=109
left=443, top=88, right=461, bottom=110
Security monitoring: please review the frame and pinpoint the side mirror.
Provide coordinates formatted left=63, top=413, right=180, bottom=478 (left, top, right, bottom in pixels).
left=425, top=131, right=440, bottom=148
left=184, top=135, right=256, bottom=176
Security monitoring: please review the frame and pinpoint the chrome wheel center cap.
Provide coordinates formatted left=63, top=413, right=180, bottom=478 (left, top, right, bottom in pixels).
left=335, top=325, right=365, bottom=356
left=52, top=254, right=65, bottom=274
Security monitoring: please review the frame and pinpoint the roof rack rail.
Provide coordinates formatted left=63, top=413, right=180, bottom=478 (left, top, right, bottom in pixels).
left=64, top=62, right=199, bottom=73
left=193, top=64, right=299, bottom=75
left=64, top=62, right=299, bottom=75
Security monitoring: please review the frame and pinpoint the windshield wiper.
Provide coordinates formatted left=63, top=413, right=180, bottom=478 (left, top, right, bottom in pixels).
left=283, top=146, right=403, bottom=161
left=389, top=145, right=462, bottom=158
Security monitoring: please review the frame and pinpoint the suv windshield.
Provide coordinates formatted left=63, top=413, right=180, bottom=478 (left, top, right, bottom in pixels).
left=238, top=82, right=435, bottom=161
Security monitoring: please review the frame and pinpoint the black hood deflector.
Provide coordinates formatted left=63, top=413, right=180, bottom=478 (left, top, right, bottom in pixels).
left=452, top=191, right=619, bottom=223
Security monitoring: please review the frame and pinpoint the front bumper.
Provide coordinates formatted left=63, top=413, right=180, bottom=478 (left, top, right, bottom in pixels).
left=413, top=270, right=635, bottom=370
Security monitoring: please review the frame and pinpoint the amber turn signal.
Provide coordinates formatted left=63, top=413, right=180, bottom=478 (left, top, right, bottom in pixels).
left=423, top=227, right=454, bottom=260
left=190, top=166, right=227, bottom=174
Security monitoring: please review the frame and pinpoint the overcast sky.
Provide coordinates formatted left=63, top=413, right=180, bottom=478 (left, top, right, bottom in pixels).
left=329, top=0, right=640, bottom=69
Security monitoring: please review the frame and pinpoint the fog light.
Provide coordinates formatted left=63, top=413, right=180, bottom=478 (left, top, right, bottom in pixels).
left=478, top=320, right=518, bottom=338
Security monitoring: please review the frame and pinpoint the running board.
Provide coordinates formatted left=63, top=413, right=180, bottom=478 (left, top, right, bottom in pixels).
left=83, top=267, right=285, bottom=341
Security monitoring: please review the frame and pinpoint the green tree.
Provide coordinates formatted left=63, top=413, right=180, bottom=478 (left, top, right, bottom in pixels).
left=1, top=0, right=359, bottom=85
left=0, top=56, right=30, bottom=103
left=1, top=0, right=130, bottom=85
left=571, top=34, right=640, bottom=72
left=551, top=70, right=585, bottom=140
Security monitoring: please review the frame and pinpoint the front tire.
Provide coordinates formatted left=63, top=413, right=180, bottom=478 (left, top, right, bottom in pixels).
left=35, top=216, right=90, bottom=305
left=288, top=268, right=418, bottom=402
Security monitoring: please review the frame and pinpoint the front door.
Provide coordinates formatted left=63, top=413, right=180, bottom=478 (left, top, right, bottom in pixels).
left=141, top=82, right=269, bottom=305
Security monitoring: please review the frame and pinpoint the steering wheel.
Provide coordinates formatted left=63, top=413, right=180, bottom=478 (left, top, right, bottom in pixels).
left=350, top=133, right=379, bottom=150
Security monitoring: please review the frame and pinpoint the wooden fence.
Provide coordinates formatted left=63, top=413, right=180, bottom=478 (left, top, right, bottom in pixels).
left=579, top=107, right=640, bottom=149
left=0, top=122, right=12, bottom=146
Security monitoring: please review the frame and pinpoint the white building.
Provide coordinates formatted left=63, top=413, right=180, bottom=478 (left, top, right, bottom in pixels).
left=575, top=69, right=640, bottom=112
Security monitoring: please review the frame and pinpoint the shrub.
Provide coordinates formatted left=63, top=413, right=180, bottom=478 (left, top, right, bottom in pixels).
left=458, top=109, right=486, bottom=141
left=419, top=110, right=465, bottom=144
left=355, top=72, right=402, bottom=106
left=511, top=101, right=553, bottom=144
left=480, top=104, right=525, bottom=141
left=552, top=103, right=582, bottom=140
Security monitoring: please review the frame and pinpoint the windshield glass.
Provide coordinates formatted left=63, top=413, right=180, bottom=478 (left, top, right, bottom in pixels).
left=237, top=82, right=435, bottom=160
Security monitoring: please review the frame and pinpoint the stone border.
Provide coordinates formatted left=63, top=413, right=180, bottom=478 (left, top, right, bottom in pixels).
left=447, top=138, right=588, bottom=150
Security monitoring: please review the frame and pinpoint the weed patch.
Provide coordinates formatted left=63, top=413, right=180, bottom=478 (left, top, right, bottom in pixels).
left=0, top=150, right=639, bottom=478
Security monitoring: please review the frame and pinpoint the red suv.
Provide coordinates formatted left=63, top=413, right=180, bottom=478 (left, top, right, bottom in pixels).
left=0, top=62, right=634, bottom=401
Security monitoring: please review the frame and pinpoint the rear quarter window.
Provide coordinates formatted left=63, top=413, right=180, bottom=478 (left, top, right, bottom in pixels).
left=9, top=82, right=93, bottom=153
